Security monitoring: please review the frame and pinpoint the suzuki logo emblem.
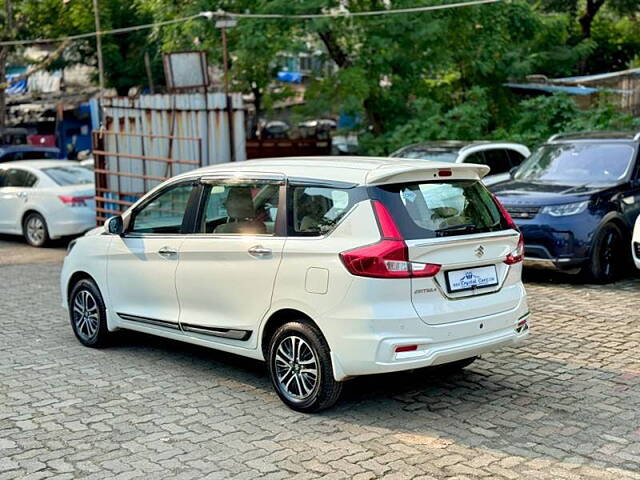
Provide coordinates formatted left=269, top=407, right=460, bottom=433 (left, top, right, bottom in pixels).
left=475, top=245, right=485, bottom=258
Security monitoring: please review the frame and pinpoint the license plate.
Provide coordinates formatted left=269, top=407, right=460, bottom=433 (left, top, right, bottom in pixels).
left=446, top=265, right=498, bottom=293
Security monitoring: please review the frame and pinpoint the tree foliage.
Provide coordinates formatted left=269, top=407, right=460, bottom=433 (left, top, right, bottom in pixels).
left=2, top=0, right=639, bottom=145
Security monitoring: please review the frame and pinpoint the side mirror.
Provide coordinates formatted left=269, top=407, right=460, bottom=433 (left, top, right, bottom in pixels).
left=105, top=215, right=124, bottom=235
left=509, top=166, right=518, bottom=178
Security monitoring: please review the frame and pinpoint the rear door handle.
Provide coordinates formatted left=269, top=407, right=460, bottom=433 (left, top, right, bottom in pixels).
left=158, top=246, right=178, bottom=258
left=248, top=245, right=272, bottom=257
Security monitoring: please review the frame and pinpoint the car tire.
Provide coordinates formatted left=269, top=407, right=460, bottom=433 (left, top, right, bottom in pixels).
left=586, top=223, right=625, bottom=284
left=268, top=321, right=342, bottom=413
left=23, top=212, right=50, bottom=247
left=69, top=278, right=111, bottom=348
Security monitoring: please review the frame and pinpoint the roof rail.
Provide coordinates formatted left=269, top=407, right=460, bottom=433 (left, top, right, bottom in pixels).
left=547, top=133, right=563, bottom=142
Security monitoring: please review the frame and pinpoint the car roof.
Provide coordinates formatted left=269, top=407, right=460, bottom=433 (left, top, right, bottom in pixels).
left=0, top=159, right=76, bottom=169
left=391, top=140, right=527, bottom=155
left=179, top=156, right=490, bottom=185
left=548, top=131, right=640, bottom=143
left=0, top=145, right=60, bottom=152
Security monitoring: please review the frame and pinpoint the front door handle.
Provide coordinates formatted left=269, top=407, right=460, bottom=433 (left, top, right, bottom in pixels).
left=248, top=245, right=272, bottom=257
left=158, top=246, right=178, bottom=258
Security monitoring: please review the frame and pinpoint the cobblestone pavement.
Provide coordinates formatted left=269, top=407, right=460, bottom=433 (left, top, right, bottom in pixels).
left=1, top=244, right=639, bottom=479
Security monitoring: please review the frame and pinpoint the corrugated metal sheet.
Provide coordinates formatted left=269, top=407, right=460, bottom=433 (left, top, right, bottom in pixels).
left=99, top=92, right=245, bottom=196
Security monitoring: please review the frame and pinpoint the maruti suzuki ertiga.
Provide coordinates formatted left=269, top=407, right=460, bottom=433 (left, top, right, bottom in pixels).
left=61, top=157, right=530, bottom=412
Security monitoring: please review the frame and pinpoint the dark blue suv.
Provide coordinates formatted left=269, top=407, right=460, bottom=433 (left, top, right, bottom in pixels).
left=491, top=131, right=640, bottom=283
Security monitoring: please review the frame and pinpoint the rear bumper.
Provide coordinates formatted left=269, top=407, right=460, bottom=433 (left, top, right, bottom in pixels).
left=48, top=209, right=96, bottom=239
left=328, top=293, right=530, bottom=380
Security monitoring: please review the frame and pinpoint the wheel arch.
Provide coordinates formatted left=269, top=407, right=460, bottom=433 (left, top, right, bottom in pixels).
left=66, top=271, right=98, bottom=306
left=21, top=208, right=45, bottom=229
left=590, top=213, right=630, bottom=255
left=260, top=308, right=327, bottom=360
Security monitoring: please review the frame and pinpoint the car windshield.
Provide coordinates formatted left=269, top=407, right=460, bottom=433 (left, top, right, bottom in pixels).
left=394, top=148, right=459, bottom=163
left=42, top=166, right=94, bottom=186
left=514, top=143, right=635, bottom=185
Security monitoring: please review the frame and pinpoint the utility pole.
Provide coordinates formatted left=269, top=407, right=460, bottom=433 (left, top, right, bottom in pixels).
left=92, top=0, right=105, bottom=93
left=215, top=17, right=237, bottom=161
left=0, top=0, right=15, bottom=130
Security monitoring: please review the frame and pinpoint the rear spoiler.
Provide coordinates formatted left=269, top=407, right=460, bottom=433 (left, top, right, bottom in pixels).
left=365, top=163, right=490, bottom=185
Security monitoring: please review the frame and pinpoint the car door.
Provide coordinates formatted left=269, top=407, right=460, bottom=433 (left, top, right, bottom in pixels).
left=107, top=180, right=199, bottom=329
left=0, top=168, right=38, bottom=233
left=175, top=175, right=286, bottom=347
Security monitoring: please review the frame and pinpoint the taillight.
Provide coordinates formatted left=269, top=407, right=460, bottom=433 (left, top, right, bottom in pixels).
left=339, top=201, right=441, bottom=279
left=59, top=195, right=92, bottom=207
left=505, top=234, right=525, bottom=265
left=491, top=194, right=518, bottom=230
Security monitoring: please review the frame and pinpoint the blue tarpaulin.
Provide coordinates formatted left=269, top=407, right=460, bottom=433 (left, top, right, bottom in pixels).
left=5, top=73, right=27, bottom=95
left=277, top=71, right=303, bottom=83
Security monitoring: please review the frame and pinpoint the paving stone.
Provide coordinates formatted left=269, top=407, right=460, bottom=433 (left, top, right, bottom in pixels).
left=1, top=248, right=639, bottom=479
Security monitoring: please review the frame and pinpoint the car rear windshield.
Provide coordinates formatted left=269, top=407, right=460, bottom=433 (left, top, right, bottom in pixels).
left=372, top=180, right=510, bottom=240
left=42, top=166, right=94, bottom=186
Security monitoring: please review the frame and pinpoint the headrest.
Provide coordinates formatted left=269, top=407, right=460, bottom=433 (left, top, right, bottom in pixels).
left=225, top=187, right=256, bottom=219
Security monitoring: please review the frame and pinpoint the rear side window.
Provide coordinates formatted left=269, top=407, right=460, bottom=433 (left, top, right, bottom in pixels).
left=482, top=149, right=511, bottom=174
left=289, top=185, right=360, bottom=236
left=372, top=180, right=509, bottom=240
left=42, top=166, right=93, bottom=186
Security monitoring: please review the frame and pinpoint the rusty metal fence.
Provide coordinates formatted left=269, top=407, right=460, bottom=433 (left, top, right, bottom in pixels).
left=92, top=130, right=202, bottom=224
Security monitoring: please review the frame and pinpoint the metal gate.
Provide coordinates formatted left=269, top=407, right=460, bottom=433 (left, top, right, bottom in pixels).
left=92, top=130, right=202, bottom=224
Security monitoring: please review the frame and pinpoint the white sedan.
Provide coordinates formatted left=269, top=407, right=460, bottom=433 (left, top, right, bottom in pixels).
left=0, top=160, right=96, bottom=247
left=633, top=215, right=640, bottom=270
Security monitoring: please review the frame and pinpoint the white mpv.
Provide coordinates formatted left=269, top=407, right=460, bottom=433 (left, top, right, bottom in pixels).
left=61, top=157, right=530, bottom=412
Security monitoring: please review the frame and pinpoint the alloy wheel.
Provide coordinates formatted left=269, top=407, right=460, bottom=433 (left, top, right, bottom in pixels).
left=72, top=290, right=100, bottom=342
left=601, top=230, right=620, bottom=278
left=26, top=216, right=45, bottom=246
left=274, top=335, right=319, bottom=402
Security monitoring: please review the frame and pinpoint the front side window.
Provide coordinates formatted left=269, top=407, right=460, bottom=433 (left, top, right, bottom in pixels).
left=373, top=180, right=508, bottom=239
left=130, top=182, right=196, bottom=234
left=290, top=185, right=358, bottom=236
left=199, top=180, right=281, bottom=235
left=515, top=143, right=635, bottom=185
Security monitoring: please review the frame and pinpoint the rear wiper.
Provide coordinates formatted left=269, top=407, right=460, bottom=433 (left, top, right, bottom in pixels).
left=435, top=223, right=477, bottom=237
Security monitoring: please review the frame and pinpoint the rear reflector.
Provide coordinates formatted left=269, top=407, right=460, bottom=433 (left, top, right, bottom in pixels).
left=339, top=201, right=441, bottom=279
left=395, top=345, right=418, bottom=353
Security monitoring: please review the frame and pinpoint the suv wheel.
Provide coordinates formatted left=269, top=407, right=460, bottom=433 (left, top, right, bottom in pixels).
left=69, top=279, right=111, bottom=347
left=268, top=321, right=342, bottom=413
left=586, top=223, right=624, bottom=284
left=23, top=212, right=49, bottom=247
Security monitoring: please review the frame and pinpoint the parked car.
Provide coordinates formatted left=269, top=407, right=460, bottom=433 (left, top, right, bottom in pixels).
left=633, top=215, right=640, bottom=270
left=390, top=141, right=530, bottom=186
left=61, top=156, right=530, bottom=412
left=0, top=145, right=61, bottom=163
left=0, top=160, right=96, bottom=247
left=491, top=131, right=640, bottom=283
